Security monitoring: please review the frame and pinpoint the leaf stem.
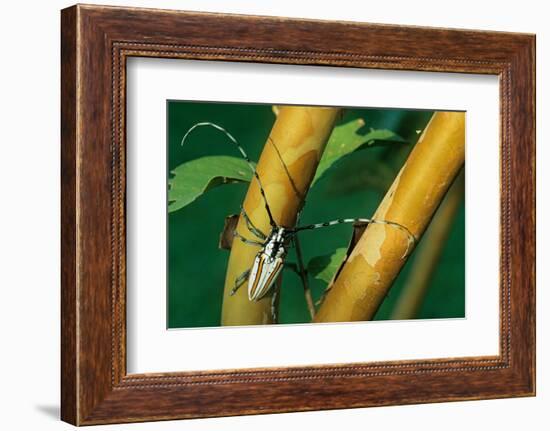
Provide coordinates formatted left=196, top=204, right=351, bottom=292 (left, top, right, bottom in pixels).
left=293, top=235, right=316, bottom=319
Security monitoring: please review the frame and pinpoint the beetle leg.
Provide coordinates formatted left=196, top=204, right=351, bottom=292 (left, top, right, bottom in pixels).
left=241, top=205, right=267, bottom=240
left=233, top=230, right=264, bottom=247
left=230, top=269, right=250, bottom=296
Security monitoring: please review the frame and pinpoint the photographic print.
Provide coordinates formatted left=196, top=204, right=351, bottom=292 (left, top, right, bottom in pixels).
left=167, top=102, right=465, bottom=329
left=167, top=100, right=465, bottom=329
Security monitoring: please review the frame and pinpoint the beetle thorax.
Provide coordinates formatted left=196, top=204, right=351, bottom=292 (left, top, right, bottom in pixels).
left=264, top=227, right=286, bottom=259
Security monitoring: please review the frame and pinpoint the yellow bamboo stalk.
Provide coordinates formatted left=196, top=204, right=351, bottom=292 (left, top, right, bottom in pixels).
left=390, top=171, right=465, bottom=320
left=221, top=106, right=341, bottom=326
left=314, top=111, right=465, bottom=323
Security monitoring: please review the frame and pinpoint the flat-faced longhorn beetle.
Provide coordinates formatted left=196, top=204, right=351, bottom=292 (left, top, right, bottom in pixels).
left=181, top=122, right=416, bottom=320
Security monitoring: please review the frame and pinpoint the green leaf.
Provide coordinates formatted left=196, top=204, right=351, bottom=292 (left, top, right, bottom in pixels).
left=312, top=119, right=406, bottom=186
left=168, top=155, right=254, bottom=213
left=307, top=248, right=347, bottom=284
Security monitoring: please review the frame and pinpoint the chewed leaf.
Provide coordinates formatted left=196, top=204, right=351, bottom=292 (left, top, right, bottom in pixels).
left=168, top=155, right=254, bottom=213
left=312, top=119, right=406, bottom=186
left=307, top=248, right=347, bottom=284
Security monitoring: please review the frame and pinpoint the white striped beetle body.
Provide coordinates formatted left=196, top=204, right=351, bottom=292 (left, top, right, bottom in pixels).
left=248, top=227, right=288, bottom=301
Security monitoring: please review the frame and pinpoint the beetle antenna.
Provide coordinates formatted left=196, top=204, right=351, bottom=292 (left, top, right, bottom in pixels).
left=181, top=122, right=277, bottom=227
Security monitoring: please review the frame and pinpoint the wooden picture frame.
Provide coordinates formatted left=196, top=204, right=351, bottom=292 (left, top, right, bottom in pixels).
left=61, top=4, right=535, bottom=425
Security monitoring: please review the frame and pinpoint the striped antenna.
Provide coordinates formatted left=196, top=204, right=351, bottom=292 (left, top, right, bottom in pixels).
left=290, top=217, right=417, bottom=255
left=181, top=122, right=276, bottom=227
left=267, top=137, right=304, bottom=202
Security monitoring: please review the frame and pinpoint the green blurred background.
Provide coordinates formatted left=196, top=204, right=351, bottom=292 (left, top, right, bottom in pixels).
left=167, top=101, right=465, bottom=329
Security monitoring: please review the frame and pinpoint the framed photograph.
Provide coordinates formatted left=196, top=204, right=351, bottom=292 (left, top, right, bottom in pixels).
left=61, top=4, right=535, bottom=425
